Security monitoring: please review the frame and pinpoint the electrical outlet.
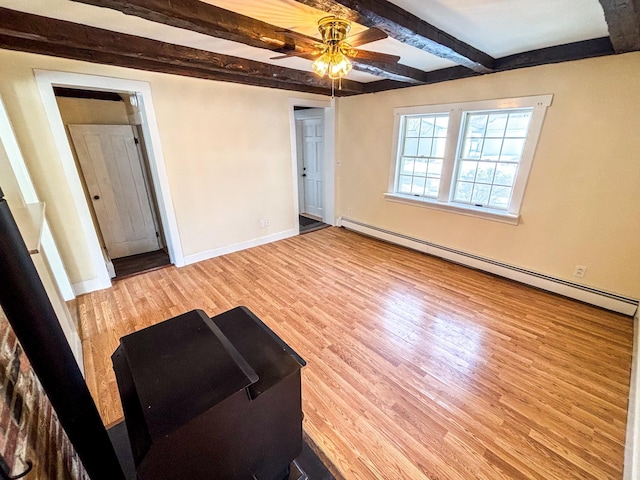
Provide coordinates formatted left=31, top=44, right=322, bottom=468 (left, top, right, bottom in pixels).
left=259, top=220, right=265, bottom=228
left=348, top=208, right=353, bottom=215
left=573, top=265, right=587, bottom=278
left=265, top=219, right=271, bottom=227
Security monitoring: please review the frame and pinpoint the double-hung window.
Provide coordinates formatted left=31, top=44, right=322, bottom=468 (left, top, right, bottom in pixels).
left=387, top=95, right=552, bottom=224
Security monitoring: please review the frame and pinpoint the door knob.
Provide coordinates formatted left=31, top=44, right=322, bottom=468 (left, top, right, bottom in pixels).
left=93, top=195, right=100, bottom=200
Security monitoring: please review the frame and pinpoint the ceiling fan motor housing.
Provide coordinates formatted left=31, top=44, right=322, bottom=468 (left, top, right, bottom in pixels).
left=318, top=16, right=351, bottom=45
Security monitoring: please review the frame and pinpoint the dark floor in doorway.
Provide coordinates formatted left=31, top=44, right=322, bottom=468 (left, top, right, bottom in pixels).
left=113, top=249, right=171, bottom=279
left=299, top=215, right=328, bottom=234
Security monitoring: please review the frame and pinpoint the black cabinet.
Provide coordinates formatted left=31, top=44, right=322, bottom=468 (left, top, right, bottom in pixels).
left=112, top=306, right=306, bottom=480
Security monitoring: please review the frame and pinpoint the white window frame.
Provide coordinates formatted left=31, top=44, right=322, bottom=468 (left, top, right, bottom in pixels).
left=386, top=94, right=553, bottom=224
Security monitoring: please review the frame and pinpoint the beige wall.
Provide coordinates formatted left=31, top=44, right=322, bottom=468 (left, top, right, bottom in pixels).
left=1, top=47, right=638, bottom=300
left=337, top=52, right=640, bottom=299
left=0, top=49, right=324, bottom=283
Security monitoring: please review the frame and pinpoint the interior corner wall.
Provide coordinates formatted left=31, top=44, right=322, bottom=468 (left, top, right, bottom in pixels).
left=0, top=49, right=326, bottom=285
left=335, top=52, right=640, bottom=300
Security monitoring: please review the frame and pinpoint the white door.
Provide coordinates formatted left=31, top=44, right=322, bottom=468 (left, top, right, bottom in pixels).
left=68, top=124, right=160, bottom=259
left=296, top=110, right=324, bottom=218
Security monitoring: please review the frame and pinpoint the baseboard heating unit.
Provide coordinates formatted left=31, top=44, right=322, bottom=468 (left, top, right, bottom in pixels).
left=338, top=217, right=638, bottom=317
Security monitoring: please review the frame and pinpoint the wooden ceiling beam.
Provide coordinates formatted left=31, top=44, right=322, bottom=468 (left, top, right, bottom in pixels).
left=494, top=37, right=614, bottom=71
left=598, top=0, right=640, bottom=53
left=363, top=66, right=479, bottom=93
left=362, top=36, right=614, bottom=93
left=0, top=8, right=364, bottom=96
left=70, top=0, right=319, bottom=54
left=69, top=0, right=429, bottom=84
left=292, top=0, right=495, bottom=72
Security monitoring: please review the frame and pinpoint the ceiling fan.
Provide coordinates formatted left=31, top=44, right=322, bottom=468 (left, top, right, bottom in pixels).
left=271, top=16, right=400, bottom=82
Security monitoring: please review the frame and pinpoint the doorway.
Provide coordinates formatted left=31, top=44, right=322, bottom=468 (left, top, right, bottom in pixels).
left=55, top=88, right=171, bottom=279
left=294, top=106, right=330, bottom=234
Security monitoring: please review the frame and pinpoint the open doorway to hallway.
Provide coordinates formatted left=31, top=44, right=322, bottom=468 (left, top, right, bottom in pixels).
left=294, top=106, right=330, bottom=234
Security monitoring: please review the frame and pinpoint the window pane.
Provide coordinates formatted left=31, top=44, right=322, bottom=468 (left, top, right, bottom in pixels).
left=476, top=162, right=495, bottom=183
left=462, top=138, right=483, bottom=159
left=471, top=184, right=491, bottom=205
left=459, top=161, right=477, bottom=181
left=489, top=186, right=512, bottom=209
left=411, top=177, right=426, bottom=195
left=420, top=117, right=435, bottom=137
left=406, top=118, right=420, bottom=136
left=505, top=111, right=532, bottom=137
left=400, top=157, right=415, bottom=175
left=494, top=163, right=517, bottom=186
left=403, top=137, right=419, bottom=156
left=435, top=116, right=449, bottom=136
left=500, top=138, right=526, bottom=162
left=428, top=158, right=442, bottom=177
left=486, top=113, right=508, bottom=137
left=417, top=138, right=433, bottom=157
left=454, top=182, right=473, bottom=203
left=481, top=138, right=503, bottom=160
left=414, top=158, right=428, bottom=175
left=433, top=137, right=447, bottom=157
left=398, top=175, right=413, bottom=194
left=425, top=178, right=440, bottom=197
left=467, top=114, right=488, bottom=137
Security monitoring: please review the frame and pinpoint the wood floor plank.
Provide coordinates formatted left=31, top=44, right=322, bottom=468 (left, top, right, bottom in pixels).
left=76, top=227, right=633, bottom=479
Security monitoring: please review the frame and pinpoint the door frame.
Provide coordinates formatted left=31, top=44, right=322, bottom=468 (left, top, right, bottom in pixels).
left=295, top=108, right=325, bottom=219
left=35, top=70, right=184, bottom=294
left=288, top=98, right=335, bottom=230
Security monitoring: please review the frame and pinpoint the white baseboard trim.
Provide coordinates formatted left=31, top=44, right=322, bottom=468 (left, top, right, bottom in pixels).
left=182, top=229, right=298, bottom=266
left=338, top=217, right=638, bottom=316
left=72, top=276, right=112, bottom=296
left=625, top=311, right=640, bottom=479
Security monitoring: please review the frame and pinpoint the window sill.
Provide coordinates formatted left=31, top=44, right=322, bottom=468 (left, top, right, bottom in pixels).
left=384, top=193, right=520, bottom=225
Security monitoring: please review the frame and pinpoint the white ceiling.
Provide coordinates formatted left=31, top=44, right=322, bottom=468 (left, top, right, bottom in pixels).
left=0, top=0, right=611, bottom=82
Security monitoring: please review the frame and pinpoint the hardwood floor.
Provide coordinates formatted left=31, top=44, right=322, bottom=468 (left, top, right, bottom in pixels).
left=77, top=227, right=634, bottom=479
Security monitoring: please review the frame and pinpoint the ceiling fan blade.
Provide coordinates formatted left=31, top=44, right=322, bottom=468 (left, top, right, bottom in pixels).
left=275, top=29, right=320, bottom=44
left=270, top=54, right=297, bottom=60
left=348, top=49, right=401, bottom=64
left=345, top=28, right=387, bottom=47
left=270, top=49, right=317, bottom=61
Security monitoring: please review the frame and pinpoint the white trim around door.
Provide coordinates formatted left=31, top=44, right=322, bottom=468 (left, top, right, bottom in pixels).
left=288, top=97, right=336, bottom=231
left=34, top=70, right=184, bottom=295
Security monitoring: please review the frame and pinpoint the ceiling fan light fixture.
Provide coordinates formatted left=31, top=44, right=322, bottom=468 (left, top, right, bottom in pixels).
left=312, top=47, right=352, bottom=79
left=312, top=15, right=354, bottom=94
